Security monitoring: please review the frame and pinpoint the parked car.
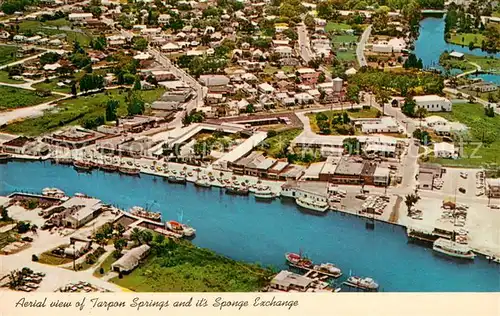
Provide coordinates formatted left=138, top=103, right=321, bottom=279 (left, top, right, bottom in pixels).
left=458, top=187, right=466, bottom=194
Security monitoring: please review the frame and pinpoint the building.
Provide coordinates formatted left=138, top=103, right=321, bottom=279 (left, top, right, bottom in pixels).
left=449, top=51, right=464, bottom=59
left=49, top=197, right=103, bottom=229
left=1, top=137, right=49, bottom=156
left=118, top=116, right=161, bottom=133
left=414, top=95, right=452, bottom=112
left=111, top=244, right=151, bottom=273
left=68, top=13, right=93, bottom=21
left=331, top=158, right=364, bottom=184
left=43, top=127, right=106, bottom=148
left=198, top=75, right=231, bottom=93
left=274, top=46, right=293, bottom=58
left=373, top=166, right=390, bottom=186
left=270, top=270, right=314, bottom=292
left=357, top=117, right=401, bottom=134
left=433, top=142, right=456, bottom=158
left=280, top=183, right=328, bottom=203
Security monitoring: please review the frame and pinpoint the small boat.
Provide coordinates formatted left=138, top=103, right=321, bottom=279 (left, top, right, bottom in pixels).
left=313, top=263, right=342, bottom=277
left=225, top=185, right=249, bottom=196
left=432, top=238, right=475, bottom=260
left=194, top=178, right=211, bottom=188
left=295, top=197, right=329, bottom=213
left=129, top=206, right=162, bottom=221
left=168, top=175, right=187, bottom=184
left=344, top=276, right=379, bottom=291
left=73, top=160, right=94, bottom=171
left=100, top=164, right=118, bottom=172
left=119, top=167, right=140, bottom=175
left=166, top=220, right=196, bottom=237
left=42, top=188, right=65, bottom=198
left=285, top=252, right=313, bottom=268
left=254, top=188, right=276, bottom=200
left=52, top=157, right=72, bottom=165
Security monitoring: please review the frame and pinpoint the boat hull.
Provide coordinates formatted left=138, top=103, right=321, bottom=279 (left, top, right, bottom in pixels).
left=226, top=188, right=249, bottom=196
left=432, top=246, right=475, bottom=260
left=296, top=198, right=329, bottom=213
left=168, top=178, right=186, bottom=184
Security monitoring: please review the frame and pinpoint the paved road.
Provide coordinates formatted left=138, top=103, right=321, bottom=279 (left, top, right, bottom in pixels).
left=356, top=25, right=372, bottom=67
left=297, top=23, right=313, bottom=63
left=456, top=62, right=482, bottom=78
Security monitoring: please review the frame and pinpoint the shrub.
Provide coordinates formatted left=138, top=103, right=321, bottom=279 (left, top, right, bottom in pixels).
left=32, top=254, right=38, bottom=262
left=99, top=267, right=104, bottom=274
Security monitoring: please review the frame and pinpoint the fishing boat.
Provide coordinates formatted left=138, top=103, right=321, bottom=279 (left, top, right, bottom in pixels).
left=285, top=252, right=313, bottom=268
left=73, top=160, right=94, bottom=171
left=129, top=206, right=162, bottom=222
left=225, top=185, right=250, bottom=196
left=119, top=166, right=140, bottom=176
left=194, top=178, right=211, bottom=188
left=168, top=175, right=187, bottom=184
left=254, top=188, right=276, bottom=200
left=344, top=276, right=379, bottom=291
left=166, top=220, right=196, bottom=237
left=432, top=238, right=475, bottom=260
left=42, top=188, right=65, bottom=198
left=295, top=197, right=329, bottom=213
left=313, top=263, right=342, bottom=278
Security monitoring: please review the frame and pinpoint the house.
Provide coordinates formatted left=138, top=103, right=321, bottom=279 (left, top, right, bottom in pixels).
left=198, top=75, right=231, bottom=93
left=414, top=95, right=452, bottom=112
left=1, top=137, right=48, bottom=156
left=358, top=117, right=401, bottom=134
left=275, top=46, right=293, bottom=58
left=68, top=13, right=93, bottom=21
left=433, top=142, right=456, bottom=158
left=373, top=166, right=390, bottom=186
left=158, top=14, right=171, bottom=24
left=111, top=244, right=151, bottom=273
left=270, top=270, right=314, bottom=292
left=258, top=82, right=275, bottom=94
left=296, top=68, right=320, bottom=85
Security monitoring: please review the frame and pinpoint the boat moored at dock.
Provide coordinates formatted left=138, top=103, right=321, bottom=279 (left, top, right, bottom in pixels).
left=285, top=252, right=313, bottom=268
left=42, top=188, right=66, bottom=198
left=313, top=263, right=342, bottom=278
left=168, top=175, right=187, bottom=184
left=254, top=187, right=276, bottom=200
left=73, top=160, right=94, bottom=171
left=194, top=178, right=211, bottom=188
left=166, top=220, right=196, bottom=237
left=344, top=276, right=379, bottom=291
left=118, top=166, right=140, bottom=176
left=225, top=185, right=250, bottom=196
left=432, top=238, right=475, bottom=260
left=129, top=206, right=162, bottom=222
left=100, top=164, right=118, bottom=172
left=295, top=197, right=329, bottom=213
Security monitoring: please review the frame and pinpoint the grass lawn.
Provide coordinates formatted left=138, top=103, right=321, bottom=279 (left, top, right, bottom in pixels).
left=427, top=103, right=500, bottom=167
left=0, top=45, right=18, bottom=66
left=0, top=229, right=16, bottom=249
left=331, top=35, right=357, bottom=44
left=263, top=65, right=295, bottom=75
left=258, top=128, right=302, bottom=158
left=38, top=251, right=73, bottom=266
left=32, top=80, right=72, bottom=94
left=307, top=107, right=381, bottom=134
left=335, top=51, right=357, bottom=62
left=0, top=70, right=25, bottom=84
left=465, top=54, right=500, bottom=73
left=19, top=19, right=92, bottom=47
left=459, top=88, right=498, bottom=103
left=0, top=86, right=58, bottom=111
left=0, top=88, right=165, bottom=136
left=449, top=33, right=487, bottom=49
left=93, top=252, right=116, bottom=277
left=110, top=240, right=273, bottom=292
left=325, top=22, right=352, bottom=32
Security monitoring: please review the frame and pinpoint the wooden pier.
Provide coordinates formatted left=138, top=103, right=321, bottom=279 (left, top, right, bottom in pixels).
left=287, top=263, right=342, bottom=279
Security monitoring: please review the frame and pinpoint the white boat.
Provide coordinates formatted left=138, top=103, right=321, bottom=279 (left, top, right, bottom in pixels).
left=313, top=263, right=342, bottom=277
left=344, top=276, right=379, bottom=291
left=295, top=197, right=329, bottom=213
left=194, top=178, right=211, bottom=188
left=129, top=206, right=162, bottom=221
left=42, top=188, right=65, bottom=198
left=432, top=238, right=475, bottom=260
left=166, top=220, right=196, bottom=237
left=254, top=188, right=276, bottom=200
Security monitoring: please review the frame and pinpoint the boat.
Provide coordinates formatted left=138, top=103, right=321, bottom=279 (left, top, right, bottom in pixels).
left=194, top=178, right=211, bottom=188
left=100, top=164, right=118, bottom=172
left=129, top=206, right=162, bottom=222
left=0, top=153, right=11, bottom=163
left=73, top=160, right=94, bottom=171
left=166, top=220, right=196, bottom=237
left=432, top=238, right=475, bottom=260
left=168, top=175, right=187, bottom=184
left=285, top=252, right=313, bottom=268
left=42, top=188, right=65, bottom=198
left=52, top=157, right=73, bottom=165
left=118, top=167, right=140, bottom=176
left=313, top=263, right=342, bottom=277
left=254, top=188, right=276, bottom=200
left=225, top=185, right=249, bottom=196
left=344, top=276, right=379, bottom=291
left=295, top=197, right=329, bottom=213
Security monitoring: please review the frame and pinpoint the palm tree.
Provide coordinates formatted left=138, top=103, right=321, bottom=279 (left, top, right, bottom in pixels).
left=130, top=227, right=142, bottom=245
left=405, top=193, right=421, bottom=216
left=415, top=107, right=428, bottom=126
left=141, top=230, right=153, bottom=245
left=30, top=224, right=38, bottom=235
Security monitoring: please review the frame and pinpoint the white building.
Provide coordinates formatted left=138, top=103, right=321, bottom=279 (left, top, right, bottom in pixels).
left=275, top=46, right=293, bottom=58
left=68, top=13, right=93, bottom=21
left=434, top=142, right=456, bottom=158
left=359, top=117, right=401, bottom=134
left=111, top=244, right=151, bottom=273
left=414, top=95, right=452, bottom=112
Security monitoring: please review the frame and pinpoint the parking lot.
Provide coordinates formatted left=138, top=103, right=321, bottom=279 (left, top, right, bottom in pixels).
left=439, top=167, right=484, bottom=199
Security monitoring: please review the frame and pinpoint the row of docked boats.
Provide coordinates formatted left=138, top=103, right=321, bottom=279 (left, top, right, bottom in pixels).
left=285, top=252, right=379, bottom=291
left=73, top=160, right=140, bottom=175
left=126, top=206, right=196, bottom=237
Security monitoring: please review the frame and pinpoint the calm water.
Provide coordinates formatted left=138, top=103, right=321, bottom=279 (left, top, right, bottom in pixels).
left=414, top=17, right=500, bottom=84
left=1, top=161, right=499, bottom=292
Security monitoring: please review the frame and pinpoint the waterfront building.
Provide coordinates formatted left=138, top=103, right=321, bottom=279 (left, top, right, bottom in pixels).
left=270, top=270, right=314, bottom=292
left=43, top=127, right=106, bottom=149
left=280, top=182, right=328, bottom=203
left=111, top=244, right=151, bottom=273
left=1, top=136, right=49, bottom=156
left=48, top=197, right=102, bottom=229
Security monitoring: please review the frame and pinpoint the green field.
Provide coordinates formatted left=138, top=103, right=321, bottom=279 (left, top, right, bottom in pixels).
left=258, top=128, right=302, bottom=158
left=335, top=51, right=357, bottom=62
left=263, top=65, right=295, bottom=75
left=0, top=88, right=165, bottom=136
left=325, top=22, right=352, bottom=32
left=428, top=103, right=500, bottom=167
left=332, top=35, right=357, bottom=44
left=449, top=33, right=488, bottom=49
left=0, top=86, right=58, bottom=111
left=19, top=19, right=92, bottom=47
left=0, top=45, right=18, bottom=66
left=465, top=54, right=500, bottom=73
left=32, top=80, right=72, bottom=94
left=110, top=240, right=273, bottom=292
left=307, top=107, right=381, bottom=134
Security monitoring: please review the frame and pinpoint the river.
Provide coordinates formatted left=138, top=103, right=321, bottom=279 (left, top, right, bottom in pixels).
left=1, top=161, right=499, bottom=292
left=414, top=17, right=500, bottom=84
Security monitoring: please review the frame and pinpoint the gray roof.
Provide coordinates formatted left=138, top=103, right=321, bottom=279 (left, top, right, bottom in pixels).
left=198, top=75, right=230, bottom=86
left=111, top=244, right=150, bottom=272
left=334, top=159, right=363, bottom=176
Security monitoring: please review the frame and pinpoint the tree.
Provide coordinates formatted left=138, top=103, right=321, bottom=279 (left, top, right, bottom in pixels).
left=346, top=84, right=360, bottom=108
left=132, top=37, right=148, bottom=51
left=267, top=130, right=277, bottom=138
left=141, top=230, right=153, bottom=245
left=304, top=14, right=315, bottom=30
left=246, top=103, right=255, bottom=113
left=133, top=77, right=141, bottom=90
left=415, top=106, right=428, bottom=121
left=71, top=82, right=77, bottom=97
left=105, top=99, right=119, bottom=122
left=114, top=238, right=127, bottom=252
left=90, top=36, right=107, bottom=51
left=127, top=92, right=145, bottom=116
left=468, top=41, right=475, bottom=51
left=405, top=193, right=420, bottom=215
left=318, top=72, right=326, bottom=83
left=130, top=227, right=142, bottom=245
left=343, top=137, right=360, bottom=155
left=402, top=95, right=416, bottom=117
left=0, top=206, right=9, bottom=221
left=375, top=88, right=390, bottom=115
left=39, top=52, right=60, bottom=66
left=79, top=73, right=104, bottom=93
